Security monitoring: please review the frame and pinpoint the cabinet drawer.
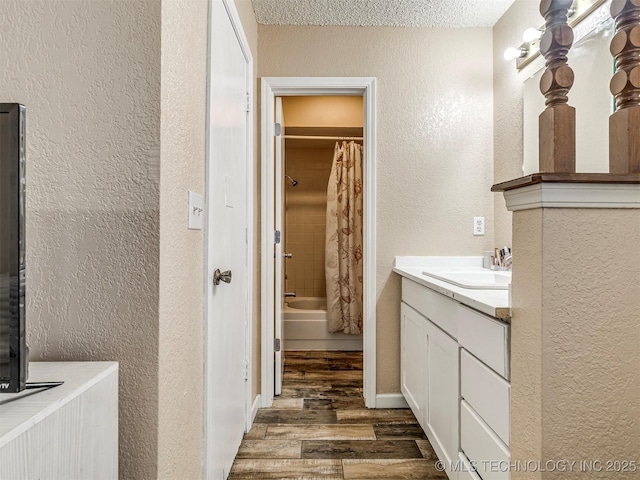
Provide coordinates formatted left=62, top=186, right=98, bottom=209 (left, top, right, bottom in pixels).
left=461, top=350, right=510, bottom=446
left=461, top=400, right=510, bottom=480
left=458, top=305, right=509, bottom=379
left=458, top=452, right=483, bottom=480
left=401, top=278, right=458, bottom=339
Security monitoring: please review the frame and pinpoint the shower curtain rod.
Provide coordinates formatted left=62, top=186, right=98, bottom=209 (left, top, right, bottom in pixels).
left=283, top=135, right=363, bottom=141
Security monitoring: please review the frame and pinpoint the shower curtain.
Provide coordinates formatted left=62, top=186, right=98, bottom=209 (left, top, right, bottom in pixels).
left=325, top=141, right=363, bottom=335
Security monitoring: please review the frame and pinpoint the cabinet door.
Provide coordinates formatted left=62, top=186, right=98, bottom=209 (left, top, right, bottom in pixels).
left=400, top=302, right=428, bottom=429
left=425, top=320, right=460, bottom=469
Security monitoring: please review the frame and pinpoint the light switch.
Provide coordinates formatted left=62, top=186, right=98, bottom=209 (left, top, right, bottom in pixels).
left=188, top=191, right=204, bottom=230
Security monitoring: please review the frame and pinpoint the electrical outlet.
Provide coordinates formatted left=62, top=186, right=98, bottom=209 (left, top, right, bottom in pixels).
left=473, top=216, right=485, bottom=236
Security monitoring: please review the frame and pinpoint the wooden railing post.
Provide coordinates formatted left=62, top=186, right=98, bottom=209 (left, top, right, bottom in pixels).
left=538, top=0, right=576, bottom=173
left=610, top=0, right=640, bottom=173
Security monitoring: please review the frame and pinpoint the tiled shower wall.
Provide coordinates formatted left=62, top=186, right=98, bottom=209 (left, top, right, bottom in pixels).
left=285, top=147, right=334, bottom=298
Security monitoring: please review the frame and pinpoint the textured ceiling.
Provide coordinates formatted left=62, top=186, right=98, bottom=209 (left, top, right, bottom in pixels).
left=251, top=0, right=518, bottom=28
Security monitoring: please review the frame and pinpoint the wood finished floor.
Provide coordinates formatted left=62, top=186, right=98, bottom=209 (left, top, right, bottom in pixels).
left=229, top=351, right=447, bottom=480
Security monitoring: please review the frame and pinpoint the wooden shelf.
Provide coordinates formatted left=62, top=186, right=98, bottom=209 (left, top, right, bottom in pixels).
left=492, top=173, right=640, bottom=192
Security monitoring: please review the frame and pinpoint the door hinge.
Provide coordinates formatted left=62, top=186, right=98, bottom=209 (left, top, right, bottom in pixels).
left=245, top=93, right=251, bottom=113
left=274, top=230, right=281, bottom=244
left=274, top=338, right=281, bottom=352
left=274, top=122, right=282, bottom=137
left=243, top=360, right=249, bottom=381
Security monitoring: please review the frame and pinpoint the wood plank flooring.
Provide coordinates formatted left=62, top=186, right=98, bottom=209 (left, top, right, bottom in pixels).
left=229, top=351, right=446, bottom=480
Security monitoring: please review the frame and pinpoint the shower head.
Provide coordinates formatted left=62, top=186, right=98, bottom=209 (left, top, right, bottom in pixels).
left=285, top=175, right=298, bottom=187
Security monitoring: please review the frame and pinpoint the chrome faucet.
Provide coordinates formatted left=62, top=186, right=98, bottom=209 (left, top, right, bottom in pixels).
left=284, top=292, right=296, bottom=297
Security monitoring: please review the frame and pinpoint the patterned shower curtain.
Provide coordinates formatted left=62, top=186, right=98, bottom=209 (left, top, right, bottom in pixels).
left=325, top=141, right=363, bottom=335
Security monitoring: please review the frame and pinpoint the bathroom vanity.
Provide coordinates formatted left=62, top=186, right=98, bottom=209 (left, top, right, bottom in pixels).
left=393, top=257, right=511, bottom=480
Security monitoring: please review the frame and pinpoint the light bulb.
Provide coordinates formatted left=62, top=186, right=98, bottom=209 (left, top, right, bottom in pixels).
left=504, top=47, right=526, bottom=61
left=522, top=27, right=542, bottom=43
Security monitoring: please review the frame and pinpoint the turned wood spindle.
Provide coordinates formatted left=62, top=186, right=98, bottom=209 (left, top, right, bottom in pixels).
left=609, top=0, right=640, bottom=173
left=538, top=0, right=576, bottom=173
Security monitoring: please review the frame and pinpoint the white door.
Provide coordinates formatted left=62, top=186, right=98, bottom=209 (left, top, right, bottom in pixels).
left=274, top=98, right=285, bottom=395
left=205, top=0, right=250, bottom=477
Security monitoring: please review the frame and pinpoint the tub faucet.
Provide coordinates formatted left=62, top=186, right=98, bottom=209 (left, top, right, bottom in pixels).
left=284, top=292, right=296, bottom=297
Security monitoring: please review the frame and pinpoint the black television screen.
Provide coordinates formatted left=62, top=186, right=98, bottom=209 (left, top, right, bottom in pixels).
left=0, top=103, right=27, bottom=393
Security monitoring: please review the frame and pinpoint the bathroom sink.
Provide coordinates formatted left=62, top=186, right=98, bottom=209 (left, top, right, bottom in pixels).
left=420, top=268, right=511, bottom=290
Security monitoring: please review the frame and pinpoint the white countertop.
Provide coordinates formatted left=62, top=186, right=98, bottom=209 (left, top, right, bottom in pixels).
left=0, top=361, right=118, bottom=447
left=393, top=256, right=511, bottom=320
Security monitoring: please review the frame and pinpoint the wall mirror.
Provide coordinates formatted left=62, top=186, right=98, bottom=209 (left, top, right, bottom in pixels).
left=522, top=15, right=615, bottom=175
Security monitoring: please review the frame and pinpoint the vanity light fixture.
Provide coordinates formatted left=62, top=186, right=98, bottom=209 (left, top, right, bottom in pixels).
left=507, top=0, right=607, bottom=70
left=522, top=27, right=543, bottom=43
left=503, top=46, right=528, bottom=61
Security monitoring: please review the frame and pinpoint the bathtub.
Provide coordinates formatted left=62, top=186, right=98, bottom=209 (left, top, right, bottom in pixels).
left=284, top=297, right=363, bottom=351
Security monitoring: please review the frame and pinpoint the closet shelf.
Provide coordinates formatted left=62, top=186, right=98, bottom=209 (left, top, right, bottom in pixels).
left=284, top=135, right=363, bottom=141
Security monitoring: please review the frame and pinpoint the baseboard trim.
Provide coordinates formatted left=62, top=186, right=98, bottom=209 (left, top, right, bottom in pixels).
left=375, top=393, right=409, bottom=409
left=250, top=394, right=261, bottom=424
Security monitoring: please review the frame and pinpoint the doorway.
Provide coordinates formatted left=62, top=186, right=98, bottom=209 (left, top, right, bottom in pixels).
left=280, top=95, right=364, bottom=353
left=260, top=77, right=377, bottom=409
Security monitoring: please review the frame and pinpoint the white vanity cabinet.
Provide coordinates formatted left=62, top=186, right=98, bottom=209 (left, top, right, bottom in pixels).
left=399, top=273, right=511, bottom=480
left=401, top=301, right=460, bottom=471
left=401, top=279, right=460, bottom=477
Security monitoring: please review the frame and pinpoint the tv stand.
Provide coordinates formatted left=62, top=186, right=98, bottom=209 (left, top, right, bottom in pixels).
left=0, top=362, right=118, bottom=479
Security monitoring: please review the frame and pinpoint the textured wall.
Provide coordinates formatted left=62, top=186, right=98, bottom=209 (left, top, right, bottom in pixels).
left=259, top=26, right=495, bottom=393
left=541, top=208, right=640, bottom=477
left=512, top=208, right=640, bottom=479
left=492, top=0, right=540, bottom=247
left=511, top=209, right=543, bottom=476
left=285, top=147, right=334, bottom=298
left=158, top=0, right=208, bottom=478
left=0, top=1, right=161, bottom=478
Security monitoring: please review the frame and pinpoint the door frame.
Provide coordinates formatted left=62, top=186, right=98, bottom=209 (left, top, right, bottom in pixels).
left=260, top=77, right=377, bottom=408
left=203, top=0, right=254, bottom=477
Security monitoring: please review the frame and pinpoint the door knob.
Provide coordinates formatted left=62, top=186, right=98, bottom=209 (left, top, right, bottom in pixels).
left=213, top=269, right=232, bottom=285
